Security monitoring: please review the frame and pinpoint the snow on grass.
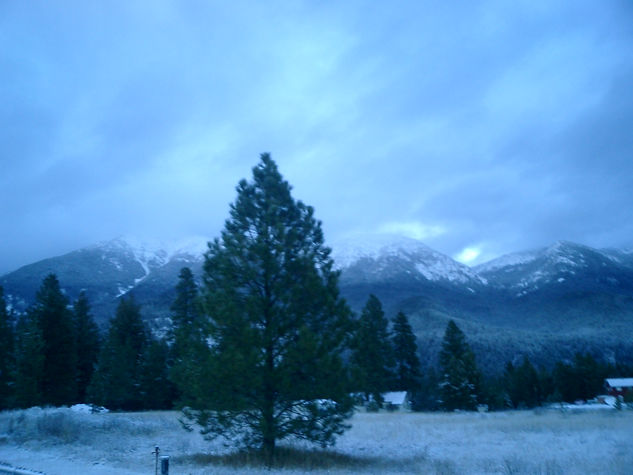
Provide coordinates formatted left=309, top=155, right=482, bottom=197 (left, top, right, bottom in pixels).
left=0, top=408, right=632, bottom=474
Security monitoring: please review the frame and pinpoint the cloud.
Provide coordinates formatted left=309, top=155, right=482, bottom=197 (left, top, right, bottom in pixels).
left=1, top=0, right=633, bottom=274
left=454, top=247, right=482, bottom=265
left=378, top=222, right=446, bottom=241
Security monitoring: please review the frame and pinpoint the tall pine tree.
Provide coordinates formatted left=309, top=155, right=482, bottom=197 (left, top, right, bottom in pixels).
left=504, top=356, right=541, bottom=408
left=88, top=296, right=147, bottom=410
left=181, top=154, right=354, bottom=464
left=140, top=336, right=174, bottom=409
left=553, top=353, right=606, bottom=402
left=350, top=294, right=395, bottom=405
left=13, top=311, right=44, bottom=408
left=438, top=320, right=481, bottom=411
left=30, top=274, right=77, bottom=405
left=169, top=267, right=206, bottom=360
left=0, top=286, right=15, bottom=408
left=169, top=267, right=209, bottom=406
left=73, top=291, right=100, bottom=403
left=391, top=311, right=421, bottom=393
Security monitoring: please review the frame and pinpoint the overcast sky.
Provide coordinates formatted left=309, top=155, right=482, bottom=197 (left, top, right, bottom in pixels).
left=2, top=0, right=633, bottom=275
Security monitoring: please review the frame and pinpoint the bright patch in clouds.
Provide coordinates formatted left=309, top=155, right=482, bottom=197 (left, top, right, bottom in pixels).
left=455, top=247, right=481, bottom=264
left=378, top=222, right=445, bottom=241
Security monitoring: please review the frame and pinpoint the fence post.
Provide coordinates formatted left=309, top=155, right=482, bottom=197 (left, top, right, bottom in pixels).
left=152, top=446, right=160, bottom=475
left=160, top=456, right=170, bottom=475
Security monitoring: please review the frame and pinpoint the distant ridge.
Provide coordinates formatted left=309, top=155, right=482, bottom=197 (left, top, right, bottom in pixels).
left=2, top=234, right=633, bottom=372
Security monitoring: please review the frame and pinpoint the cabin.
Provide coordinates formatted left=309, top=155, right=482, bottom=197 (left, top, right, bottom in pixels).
left=382, top=391, right=409, bottom=411
left=604, top=378, right=633, bottom=398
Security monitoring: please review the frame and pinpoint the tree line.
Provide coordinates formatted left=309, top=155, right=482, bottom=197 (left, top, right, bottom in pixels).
left=1, top=276, right=629, bottom=413
left=1, top=154, right=631, bottom=464
left=0, top=276, right=174, bottom=411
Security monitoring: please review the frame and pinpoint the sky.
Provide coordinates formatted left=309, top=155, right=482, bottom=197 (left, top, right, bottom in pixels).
left=1, top=0, right=633, bottom=275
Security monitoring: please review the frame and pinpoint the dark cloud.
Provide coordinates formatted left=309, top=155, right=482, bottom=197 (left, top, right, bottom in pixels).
left=1, top=0, right=633, bottom=273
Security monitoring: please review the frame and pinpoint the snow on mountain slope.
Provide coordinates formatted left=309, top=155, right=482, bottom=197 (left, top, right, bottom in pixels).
left=475, top=241, right=597, bottom=274
left=601, top=248, right=633, bottom=269
left=95, top=236, right=208, bottom=297
left=331, top=234, right=487, bottom=285
left=474, top=241, right=633, bottom=296
left=474, top=249, right=541, bottom=274
left=98, top=236, right=208, bottom=264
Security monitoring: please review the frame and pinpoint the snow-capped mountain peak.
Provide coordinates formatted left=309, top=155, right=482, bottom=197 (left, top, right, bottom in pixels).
left=89, top=236, right=208, bottom=297
left=473, top=249, right=541, bottom=274
left=97, top=235, right=208, bottom=264
left=331, top=233, right=487, bottom=285
left=331, top=234, right=435, bottom=268
left=475, top=241, right=597, bottom=275
left=473, top=240, right=633, bottom=297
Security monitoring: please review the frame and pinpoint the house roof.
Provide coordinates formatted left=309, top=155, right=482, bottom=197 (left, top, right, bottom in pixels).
left=383, top=391, right=407, bottom=405
left=605, top=378, right=633, bottom=388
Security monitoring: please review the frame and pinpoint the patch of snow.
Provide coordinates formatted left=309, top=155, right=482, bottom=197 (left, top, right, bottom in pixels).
left=70, top=404, right=108, bottom=414
left=109, top=258, right=123, bottom=271
left=116, top=284, right=134, bottom=298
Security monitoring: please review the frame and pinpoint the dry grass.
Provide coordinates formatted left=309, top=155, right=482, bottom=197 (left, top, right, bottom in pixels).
left=172, top=446, right=423, bottom=470
left=0, top=407, right=632, bottom=474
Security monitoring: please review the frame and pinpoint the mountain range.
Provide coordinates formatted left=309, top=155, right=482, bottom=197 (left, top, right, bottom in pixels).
left=2, top=235, right=633, bottom=373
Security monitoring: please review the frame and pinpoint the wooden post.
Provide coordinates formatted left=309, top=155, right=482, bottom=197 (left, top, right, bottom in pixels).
left=152, top=446, right=160, bottom=475
left=160, top=456, right=170, bottom=475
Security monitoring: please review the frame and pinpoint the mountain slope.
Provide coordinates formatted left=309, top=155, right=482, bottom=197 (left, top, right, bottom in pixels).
left=0, top=237, right=206, bottom=326
left=2, top=235, right=633, bottom=372
left=471, top=241, right=633, bottom=331
left=476, top=241, right=633, bottom=296
left=333, top=237, right=633, bottom=370
left=332, top=234, right=490, bottom=316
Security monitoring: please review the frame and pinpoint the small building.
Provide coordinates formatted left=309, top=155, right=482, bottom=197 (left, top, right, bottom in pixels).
left=604, top=378, right=633, bottom=398
left=382, top=391, right=409, bottom=411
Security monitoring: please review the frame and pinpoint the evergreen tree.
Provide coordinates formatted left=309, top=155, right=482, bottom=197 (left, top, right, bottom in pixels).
left=0, top=287, right=15, bottom=408
left=170, top=267, right=200, bottom=334
left=169, top=267, right=205, bottom=360
left=438, top=320, right=481, bottom=411
left=504, top=356, right=541, bottom=408
left=350, top=294, right=395, bottom=405
left=181, top=154, right=354, bottom=464
left=553, top=353, right=606, bottom=402
left=140, top=337, right=174, bottom=409
left=538, top=366, right=556, bottom=403
left=480, top=373, right=507, bottom=411
left=169, top=267, right=209, bottom=406
left=572, top=353, right=605, bottom=401
left=391, top=311, right=422, bottom=393
left=30, top=274, right=77, bottom=405
left=13, top=312, right=44, bottom=408
left=73, top=291, right=100, bottom=403
left=88, top=296, right=147, bottom=410
left=410, top=366, right=441, bottom=411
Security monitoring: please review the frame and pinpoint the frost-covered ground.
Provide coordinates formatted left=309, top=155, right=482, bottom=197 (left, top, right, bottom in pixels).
left=0, top=407, right=632, bottom=474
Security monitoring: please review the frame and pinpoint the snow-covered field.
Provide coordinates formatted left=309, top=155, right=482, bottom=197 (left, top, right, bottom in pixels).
left=0, top=407, right=632, bottom=474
